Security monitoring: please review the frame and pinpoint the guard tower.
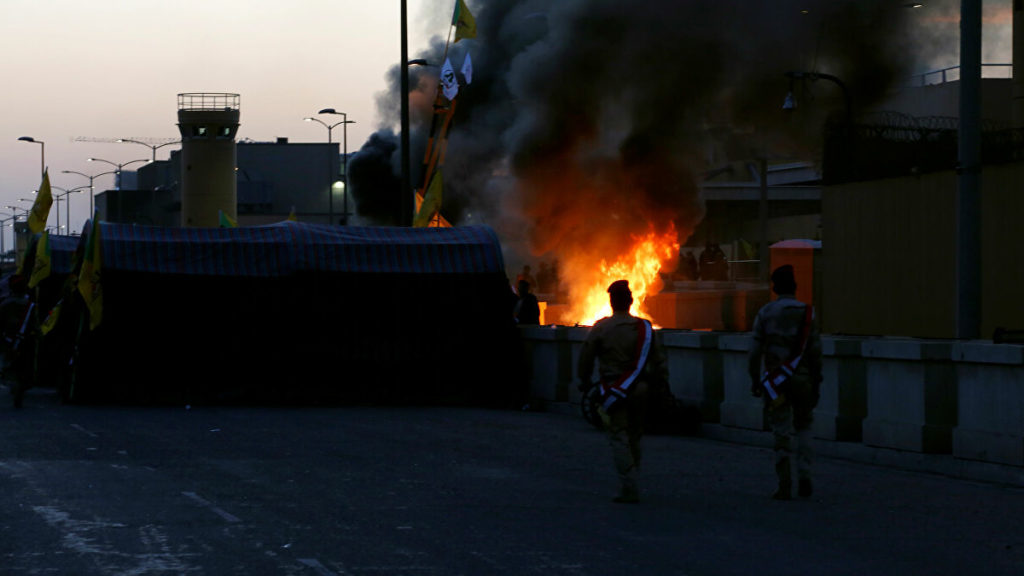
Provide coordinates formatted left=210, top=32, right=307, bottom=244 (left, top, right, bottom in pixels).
left=177, top=93, right=240, bottom=227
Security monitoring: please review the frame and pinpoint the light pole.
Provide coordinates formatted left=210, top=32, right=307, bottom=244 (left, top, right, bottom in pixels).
left=87, top=157, right=149, bottom=190
left=117, top=138, right=181, bottom=162
left=17, top=136, right=45, bottom=179
left=52, top=186, right=88, bottom=234
left=0, top=214, right=16, bottom=262
left=400, top=0, right=411, bottom=226
left=62, top=169, right=117, bottom=217
left=318, top=108, right=356, bottom=225
left=305, top=109, right=355, bottom=225
left=7, top=206, right=29, bottom=219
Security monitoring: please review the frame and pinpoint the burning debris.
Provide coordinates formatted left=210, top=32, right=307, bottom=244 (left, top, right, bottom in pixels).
left=350, top=0, right=928, bottom=324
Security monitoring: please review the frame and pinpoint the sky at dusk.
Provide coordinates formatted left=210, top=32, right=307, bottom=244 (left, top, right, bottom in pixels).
left=0, top=0, right=445, bottom=234
left=0, top=0, right=1014, bottom=236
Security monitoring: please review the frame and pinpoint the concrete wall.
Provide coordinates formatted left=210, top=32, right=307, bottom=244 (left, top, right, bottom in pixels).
left=521, top=327, right=1024, bottom=468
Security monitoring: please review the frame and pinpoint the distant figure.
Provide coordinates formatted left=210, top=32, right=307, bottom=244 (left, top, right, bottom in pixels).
left=514, top=280, right=541, bottom=325
left=699, top=242, right=729, bottom=281
left=516, top=265, right=536, bottom=293
left=550, top=258, right=564, bottom=302
left=747, top=265, right=822, bottom=500
left=535, top=261, right=553, bottom=294
left=675, top=250, right=698, bottom=281
left=577, top=280, right=669, bottom=504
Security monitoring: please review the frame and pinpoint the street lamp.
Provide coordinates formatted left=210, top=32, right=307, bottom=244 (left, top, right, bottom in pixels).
left=400, top=0, right=411, bottom=226
left=116, top=138, right=182, bottom=162
left=782, top=71, right=851, bottom=124
left=305, top=109, right=355, bottom=225
left=62, top=169, right=117, bottom=217
left=87, top=157, right=149, bottom=190
left=51, top=186, right=88, bottom=234
left=318, top=108, right=356, bottom=225
left=17, top=136, right=45, bottom=179
left=0, top=213, right=17, bottom=261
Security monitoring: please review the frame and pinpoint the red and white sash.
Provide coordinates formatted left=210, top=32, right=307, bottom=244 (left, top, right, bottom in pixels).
left=601, top=318, right=653, bottom=410
left=760, top=304, right=813, bottom=400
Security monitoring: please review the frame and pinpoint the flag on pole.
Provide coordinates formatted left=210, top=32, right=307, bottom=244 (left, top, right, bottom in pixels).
left=461, top=52, right=473, bottom=85
left=452, top=0, right=477, bottom=42
left=218, top=210, right=238, bottom=228
left=78, top=217, right=103, bottom=330
left=28, top=169, right=53, bottom=234
left=440, top=58, right=459, bottom=101
left=28, top=231, right=51, bottom=289
left=414, top=169, right=444, bottom=228
left=40, top=299, right=62, bottom=336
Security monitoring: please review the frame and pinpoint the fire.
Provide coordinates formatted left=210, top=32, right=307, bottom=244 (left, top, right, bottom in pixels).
left=567, top=223, right=679, bottom=326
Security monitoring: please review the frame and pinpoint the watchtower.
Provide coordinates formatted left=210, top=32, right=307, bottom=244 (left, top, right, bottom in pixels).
left=177, top=93, right=240, bottom=227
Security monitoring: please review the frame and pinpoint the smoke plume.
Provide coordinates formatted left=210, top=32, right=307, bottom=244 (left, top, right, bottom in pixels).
left=351, top=0, right=929, bottom=268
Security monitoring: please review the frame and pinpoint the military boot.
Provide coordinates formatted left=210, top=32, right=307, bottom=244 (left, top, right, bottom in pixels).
left=772, top=458, right=792, bottom=500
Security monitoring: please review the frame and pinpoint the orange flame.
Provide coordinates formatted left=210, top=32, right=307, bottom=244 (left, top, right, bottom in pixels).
left=565, top=223, right=679, bottom=326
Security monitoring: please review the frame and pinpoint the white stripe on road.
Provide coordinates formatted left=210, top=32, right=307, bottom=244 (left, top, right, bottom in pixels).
left=298, top=558, right=339, bottom=576
left=70, top=424, right=98, bottom=438
left=180, top=491, right=242, bottom=523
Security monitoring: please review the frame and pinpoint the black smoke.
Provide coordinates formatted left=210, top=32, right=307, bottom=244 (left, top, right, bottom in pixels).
left=350, top=0, right=926, bottom=259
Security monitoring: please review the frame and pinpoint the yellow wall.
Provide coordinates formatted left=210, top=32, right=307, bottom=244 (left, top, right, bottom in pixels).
left=822, top=162, right=1024, bottom=338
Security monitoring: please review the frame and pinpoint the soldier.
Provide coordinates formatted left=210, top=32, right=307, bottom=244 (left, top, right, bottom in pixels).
left=578, top=280, right=668, bottom=503
left=748, top=265, right=822, bottom=500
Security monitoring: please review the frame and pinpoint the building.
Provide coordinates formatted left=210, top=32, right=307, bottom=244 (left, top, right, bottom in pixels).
left=98, top=138, right=348, bottom=227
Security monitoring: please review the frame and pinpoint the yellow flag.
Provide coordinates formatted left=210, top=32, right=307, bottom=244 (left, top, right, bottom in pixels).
left=78, top=217, right=103, bottom=330
left=40, top=299, right=61, bottom=335
left=414, top=170, right=443, bottom=227
left=287, top=206, right=298, bottom=222
left=28, top=169, right=53, bottom=234
left=218, top=210, right=237, bottom=228
left=28, top=232, right=51, bottom=289
left=452, top=0, right=476, bottom=42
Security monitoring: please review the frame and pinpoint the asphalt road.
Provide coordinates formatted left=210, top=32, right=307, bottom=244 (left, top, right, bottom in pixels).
left=1, top=387, right=1022, bottom=576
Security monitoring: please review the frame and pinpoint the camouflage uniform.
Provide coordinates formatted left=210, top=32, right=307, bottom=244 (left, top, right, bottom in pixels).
left=578, top=311, right=668, bottom=503
left=748, top=293, right=822, bottom=499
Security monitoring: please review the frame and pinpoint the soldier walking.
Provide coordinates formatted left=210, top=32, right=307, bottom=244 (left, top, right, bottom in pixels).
left=578, top=280, right=668, bottom=503
left=748, top=265, right=822, bottom=500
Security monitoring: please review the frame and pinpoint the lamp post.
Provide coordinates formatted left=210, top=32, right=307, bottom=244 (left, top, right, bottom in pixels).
left=400, top=0, right=411, bottom=226
left=783, top=71, right=852, bottom=124
left=116, top=138, right=181, bottom=162
left=17, top=136, right=45, bottom=179
left=62, top=169, right=117, bottom=217
left=0, top=214, right=17, bottom=261
left=305, top=109, right=355, bottom=225
left=52, top=186, right=88, bottom=234
left=317, top=108, right=356, bottom=225
left=87, top=157, right=149, bottom=190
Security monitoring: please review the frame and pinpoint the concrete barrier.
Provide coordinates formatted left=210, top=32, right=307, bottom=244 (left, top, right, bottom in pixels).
left=519, top=325, right=572, bottom=405
left=817, top=337, right=867, bottom=442
left=717, top=333, right=764, bottom=430
left=663, top=331, right=723, bottom=422
left=952, top=342, right=1024, bottom=466
left=861, top=339, right=956, bottom=453
left=517, top=327, right=1023, bottom=468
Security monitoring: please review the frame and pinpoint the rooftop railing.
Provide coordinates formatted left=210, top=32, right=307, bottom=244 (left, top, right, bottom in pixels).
left=906, top=63, right=1012, bottom=87
left=178, top=93, right=240, bottom=112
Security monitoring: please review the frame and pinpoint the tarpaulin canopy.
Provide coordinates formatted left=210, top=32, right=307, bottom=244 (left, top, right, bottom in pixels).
left=59, top=221, right=525, bottom=408
left=96, top=221, right=505, bottom=276
left=47, top=234, right=82, bottom=275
